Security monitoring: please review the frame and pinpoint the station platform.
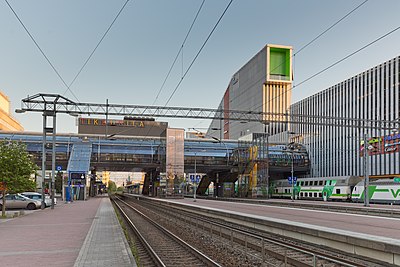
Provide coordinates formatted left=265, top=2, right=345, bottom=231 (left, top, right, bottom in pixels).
left=0, top=196, right=136, bottom=267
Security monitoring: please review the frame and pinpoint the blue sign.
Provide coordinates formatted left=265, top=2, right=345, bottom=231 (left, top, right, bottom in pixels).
left=56, top=165, right=62, bottom=171
left=195, top=175, right=201, bottom=183
left=288, top=176, right=297, bottom=185
left=190, top=174, right=195, bottom=182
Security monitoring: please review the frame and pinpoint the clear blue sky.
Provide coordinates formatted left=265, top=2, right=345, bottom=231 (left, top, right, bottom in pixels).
left=1, top=0, right=400, bottom=133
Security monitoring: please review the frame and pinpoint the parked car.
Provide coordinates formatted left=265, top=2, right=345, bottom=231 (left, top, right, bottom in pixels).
left=0, top=194, right=41, bottom=210
left=21, top=192, right=57, bottom=207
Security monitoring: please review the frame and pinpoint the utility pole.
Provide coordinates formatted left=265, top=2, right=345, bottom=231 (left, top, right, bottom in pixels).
left=194, top=151, right=197, bottom=202
left=363, top=133, right=370, bottom=207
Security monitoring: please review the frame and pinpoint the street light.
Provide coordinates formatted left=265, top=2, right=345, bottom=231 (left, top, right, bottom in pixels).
left=264, top=123, right=270, bottom=199
left=288, top=131, right=296, bottom=202
left=288, top=143, right=295, bottom=202
left=194, top=151, right=197, bottom=202
left=211, top=136, right=229, bottom=165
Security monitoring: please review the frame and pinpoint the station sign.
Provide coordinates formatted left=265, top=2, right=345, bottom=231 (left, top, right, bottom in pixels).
left=288, top=176, right=297, bottom=185
left=189, top=174, right=201, bottom=183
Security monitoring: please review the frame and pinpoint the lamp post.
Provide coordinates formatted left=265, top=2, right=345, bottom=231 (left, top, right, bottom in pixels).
left=288, top=132, right=296, bottom=202
left=211, top=136, right=229, bottom=165
left=264, top=123, right=270, bottom=199
left=291, top=147, right=294, bottom=202
left=194, top=151, right=197, bottom=202
left=363, top=133, right=370, bottom=207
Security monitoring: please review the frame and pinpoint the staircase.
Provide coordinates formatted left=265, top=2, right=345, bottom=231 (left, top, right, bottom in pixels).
left=67, top=141, right=92, bottom=174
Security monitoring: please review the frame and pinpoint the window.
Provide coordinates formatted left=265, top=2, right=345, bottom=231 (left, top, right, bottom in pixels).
left=319, top=193, right=322, bottom=198
left=319, top=181, right=323, bottom=186
left=314, top=193, right=318, bottom=197
left=336, top=189, right=340, bottom=194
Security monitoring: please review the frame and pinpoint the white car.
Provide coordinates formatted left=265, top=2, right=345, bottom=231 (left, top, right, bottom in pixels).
left=0, top=194, right=41, bottom=210
left=21, top=192, right=57, bottom=207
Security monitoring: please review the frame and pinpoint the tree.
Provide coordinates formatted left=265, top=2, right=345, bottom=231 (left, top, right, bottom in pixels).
left=0, top=141, right=37, bottom=217
left=108, top=180, right=117, bottom=194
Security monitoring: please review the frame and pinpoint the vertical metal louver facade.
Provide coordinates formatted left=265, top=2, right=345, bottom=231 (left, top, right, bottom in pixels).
left=291, top=56, right=400, bottom=177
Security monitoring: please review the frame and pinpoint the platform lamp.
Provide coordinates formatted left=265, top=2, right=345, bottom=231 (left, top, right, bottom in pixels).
left=287, top=131, right=297, bottom=202
left=211, top=136, right=229, bottom=166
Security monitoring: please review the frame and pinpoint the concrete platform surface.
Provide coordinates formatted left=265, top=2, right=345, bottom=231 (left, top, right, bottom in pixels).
left=0, top=196, right=136, bottom=267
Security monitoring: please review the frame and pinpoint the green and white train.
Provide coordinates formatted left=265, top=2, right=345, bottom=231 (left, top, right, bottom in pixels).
left=270, top=176, right=400, bottom=203
left=270, top=176, right=362, bottom=201
left=352, top=179, right=400, bottom=204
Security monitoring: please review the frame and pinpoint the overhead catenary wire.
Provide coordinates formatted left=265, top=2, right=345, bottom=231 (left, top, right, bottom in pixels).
left=139, top=0, right=207, bottom=141
left=164, top=0, right=234, bottom=107
left=252, top=24, right=400, bottom=115
left=63, top=0, right=131, bottom=96
left=4, top=0, right=79, bottom=102
left=227, top=0, right=369, bottom=109
left=139, top=0, right=232, bottom=143
left=152, top=0, right=206, bottom=106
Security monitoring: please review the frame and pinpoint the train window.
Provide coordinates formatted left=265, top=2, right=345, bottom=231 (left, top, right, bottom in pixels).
left=305, top=181, right=309, bottom=186
left=314, top=193, right=318, bottom=197
left=319, top=181, right=323, bottom=186
left=275, top=189, right=278, bottom=193
left=336, top=189, right=340, bottom=194
left=313, top=181, right=317, bottom=186
left=300, top=192, right=303, bottom=197
left=319, top=193, right=322, bottom=198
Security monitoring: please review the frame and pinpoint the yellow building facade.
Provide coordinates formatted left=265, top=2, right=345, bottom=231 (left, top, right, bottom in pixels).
left=0, top=91, right=23, bottom=131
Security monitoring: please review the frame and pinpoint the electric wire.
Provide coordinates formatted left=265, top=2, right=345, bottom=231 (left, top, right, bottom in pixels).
left=138, top=0, right=206, bottom=142
left=251, top=24, right=400, bottom=118
left=227, top=0, right=369, bottom=110
left=63, top=0, right=131, bottom=96
left=163, top=0, right=234, bottom=106
left=138, top=0, right=231, bottom=144
left=4, top=0, right=79, bottom=102
left=296, top=0, right=368, bottom=55
left=152, top=0, right=205, bottom=106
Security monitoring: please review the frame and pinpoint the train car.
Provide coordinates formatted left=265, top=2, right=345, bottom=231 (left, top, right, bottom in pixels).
left=270, top=176, right=362, bottom=201
left=352, top=179, right=400, bottom=204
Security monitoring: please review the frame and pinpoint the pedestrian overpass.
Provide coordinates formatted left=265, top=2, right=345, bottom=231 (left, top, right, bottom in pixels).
left=1, top=131, right=310, bottom=197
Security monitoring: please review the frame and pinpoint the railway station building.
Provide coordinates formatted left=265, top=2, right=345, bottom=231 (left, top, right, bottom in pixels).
left=0, top=91, right=23, bottom=131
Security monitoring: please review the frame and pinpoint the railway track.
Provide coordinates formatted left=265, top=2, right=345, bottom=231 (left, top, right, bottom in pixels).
left=112, top=196, right=221, bottom=267
left=121, top=194, right=392, bottom=267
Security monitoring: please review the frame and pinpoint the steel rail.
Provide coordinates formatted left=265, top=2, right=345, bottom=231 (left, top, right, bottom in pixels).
left=113, top=196, right=222, bottom=267
left=128, top=195, right=383, bottom=267
left=112, top=197, right=166, bottom=267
